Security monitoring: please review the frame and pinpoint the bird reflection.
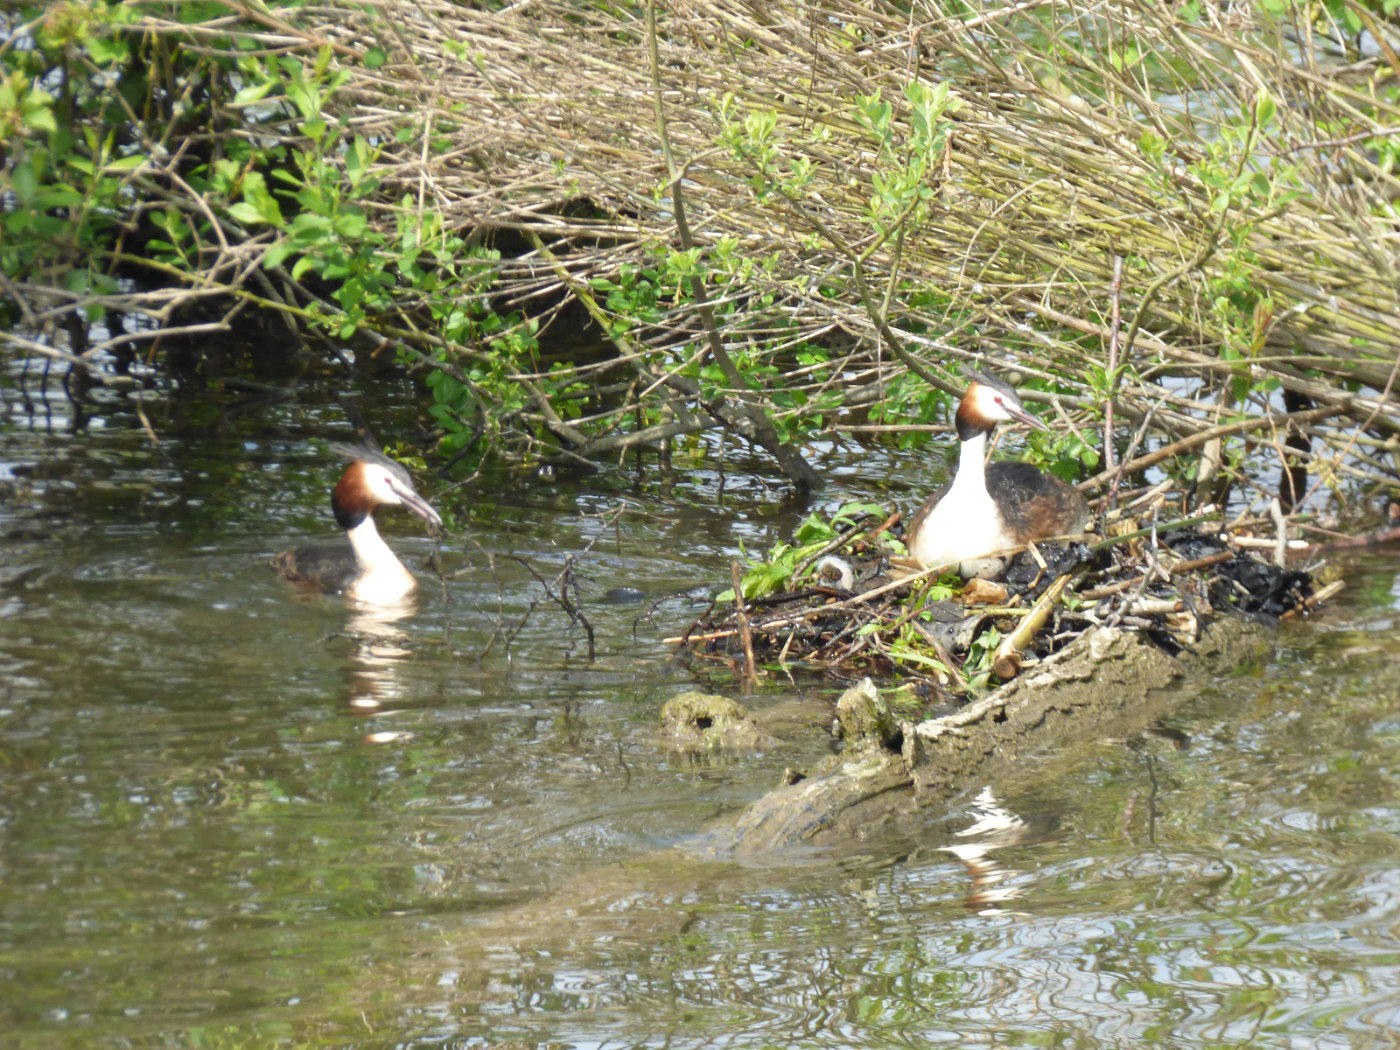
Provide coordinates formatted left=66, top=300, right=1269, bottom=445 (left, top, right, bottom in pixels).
left=343, top=600, right=417, bottom=736
left=941, top=786, right=1038, bottom=914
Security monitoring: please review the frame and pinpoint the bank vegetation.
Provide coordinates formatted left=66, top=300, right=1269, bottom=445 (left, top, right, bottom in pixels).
left=3, top=0, right=1398, bottom=519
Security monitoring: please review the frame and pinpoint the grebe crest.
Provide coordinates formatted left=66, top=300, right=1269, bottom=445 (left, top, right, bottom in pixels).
left=907, top=375, right=1088, bottom=578
left=275, top=445, right=442, bottom=606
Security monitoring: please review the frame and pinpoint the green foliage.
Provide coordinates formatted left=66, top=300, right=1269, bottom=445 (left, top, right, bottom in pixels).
left=960, top=623, right=1004, bottom=693
left=710, top=84, right=965, bottom=455
left=1251, top=0, right=1400, bottom=40
left=10, top=0, right=1383, bottom=499
left=422, top=295, right=543, bottom=458
left=0, top=5, right=544, bottom=470
left=1026, top=421, right=1101, bottom=482
left=721, top=78, right=960, bottom=248
left=855, top=81, right=960, bottom=239
left=0, top=1, right=143, bottom=291
left=592, top=261, right=667, bottom=334
left=1135, top=85, right=1307, bottom=441
left=887, top=621, right=955, bottom=679
left=867, top=372, right=953, bottom=450
left=721, top=502, right=891, bottom=601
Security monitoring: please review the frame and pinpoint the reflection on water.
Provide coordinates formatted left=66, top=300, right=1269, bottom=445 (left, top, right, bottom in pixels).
left=940, top=786, right=1040, bottom=913
left=4, top=362, right=1400, bottom=1047
left=344, top=601, right=418, bottom=717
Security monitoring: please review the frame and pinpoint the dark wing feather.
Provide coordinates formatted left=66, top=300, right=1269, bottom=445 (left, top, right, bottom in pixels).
left=273, top=543, right=362, bottom=595
left=986, top=462, right=1089, bottom=542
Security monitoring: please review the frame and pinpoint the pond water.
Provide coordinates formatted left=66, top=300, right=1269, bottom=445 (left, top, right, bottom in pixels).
left=3, top=357, right=1400, bottom=1048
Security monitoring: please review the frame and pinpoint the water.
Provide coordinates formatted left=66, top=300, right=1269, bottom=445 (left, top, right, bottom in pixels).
left=3, top=358, right=1400, bottom=1047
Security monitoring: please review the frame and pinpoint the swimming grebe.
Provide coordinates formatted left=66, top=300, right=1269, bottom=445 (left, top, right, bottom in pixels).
left=907, top=375, right=1089, bottom=578
left=274, top=446, right=442, bottom=605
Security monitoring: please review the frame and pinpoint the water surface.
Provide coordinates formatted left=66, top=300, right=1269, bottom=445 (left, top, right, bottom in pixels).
left=3, top=357, right=1399, bottom=1047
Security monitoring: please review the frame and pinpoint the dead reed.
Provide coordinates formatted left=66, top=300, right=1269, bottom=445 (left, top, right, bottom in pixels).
left=5, top=0, right=1398, bottom=515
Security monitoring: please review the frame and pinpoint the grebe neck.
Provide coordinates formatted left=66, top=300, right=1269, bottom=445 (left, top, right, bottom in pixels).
left=952, top=430, right=989, bottom=495
left=346, top=514, right=399, bottom=570
left=344, top=514, right=416, bottom=604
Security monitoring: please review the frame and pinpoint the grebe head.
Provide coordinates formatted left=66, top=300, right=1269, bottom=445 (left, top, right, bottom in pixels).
left=957, top=373, right=1048, bottom=439
left=330, top=445, right=442, bottom=532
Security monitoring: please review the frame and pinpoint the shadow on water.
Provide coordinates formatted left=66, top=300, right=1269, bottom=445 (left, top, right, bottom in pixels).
left=4, top=348, right=1400, bottom=1046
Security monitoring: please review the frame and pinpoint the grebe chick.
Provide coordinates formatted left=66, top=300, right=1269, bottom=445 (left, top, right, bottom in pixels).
left=907, top=375, right=1089, bottom=579
left=815, top=554, right=856, bottom=592
left=274, top=446, right=442, bottom=606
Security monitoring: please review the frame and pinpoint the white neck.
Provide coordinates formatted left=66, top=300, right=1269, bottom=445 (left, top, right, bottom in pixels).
left=952, top=430, right=989, bottom=494
left=345, top=515, right=417, bottom=604
left=908, top=428, right=1007, bottom=576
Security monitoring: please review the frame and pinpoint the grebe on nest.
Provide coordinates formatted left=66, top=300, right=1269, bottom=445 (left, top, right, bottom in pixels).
left=274, top=446, right=441, bottom=605
left=907, top=375, right=1088, bottom=578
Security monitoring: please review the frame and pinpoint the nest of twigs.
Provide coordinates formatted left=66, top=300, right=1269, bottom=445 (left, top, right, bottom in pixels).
left=672, top=503, right=1340, bottom=698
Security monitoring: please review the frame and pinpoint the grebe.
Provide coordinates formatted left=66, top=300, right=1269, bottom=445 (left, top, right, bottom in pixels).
left=274, top=446, right=442, bottom=605
left=907, top=375, right=1089, bottom=578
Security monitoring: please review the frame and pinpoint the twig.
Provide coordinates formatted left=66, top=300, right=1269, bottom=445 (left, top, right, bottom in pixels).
left=991, top=571, right=1077, bottom=678
left=1269, top=497, right=1288, bottom=569
left=731, top=561, right=758, bottom=682
left=1280, top=579, right=1346, bottom=621
left=1103, top=253, right=1124, bottom=479
left=1081, top=406, right=1343, bottom=491
left=1079, top=551, right=1233, bottom=600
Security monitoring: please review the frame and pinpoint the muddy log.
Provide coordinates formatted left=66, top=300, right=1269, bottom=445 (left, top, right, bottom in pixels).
left=701, top=618, right=1266, bottom=857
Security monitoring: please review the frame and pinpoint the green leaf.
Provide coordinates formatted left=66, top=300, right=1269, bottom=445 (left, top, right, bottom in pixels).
left=104, top=154, right=145, bottom=173
left=831, top=501, right=888, bottom=527
left=86, top=35, right=130, bottom=65
left=793, top=513, right=836, bottom=545
left=19, top=88, right=57, bottom=134
left=31, top=185, right=83, bottom=209
left=263, top=240, right=293, bottom=270
left=232, top=80, right=276, bottom=107
left=333, top=210, right=368, bottom=239
left=241, top=171, right=284, bottom=226
left=288, top=212, right=333, bottom=239
left=285, top=80, right=319, bottom=120
left=855, top=91, right=892, bottom=140
left=227, top=201, right=266, bottom=226
left=1254, top=92, right=1276, bottom=128
left=8, top=162, right=37, bottom=203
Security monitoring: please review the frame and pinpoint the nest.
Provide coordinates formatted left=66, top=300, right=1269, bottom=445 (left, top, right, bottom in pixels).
left=671, top=506, right=1335, bottom=701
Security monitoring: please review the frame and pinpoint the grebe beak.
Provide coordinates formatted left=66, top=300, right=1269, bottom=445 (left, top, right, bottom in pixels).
left=1005, top=401, right=1049, bottom=432
left=391, top=480, right=443, bottom=533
